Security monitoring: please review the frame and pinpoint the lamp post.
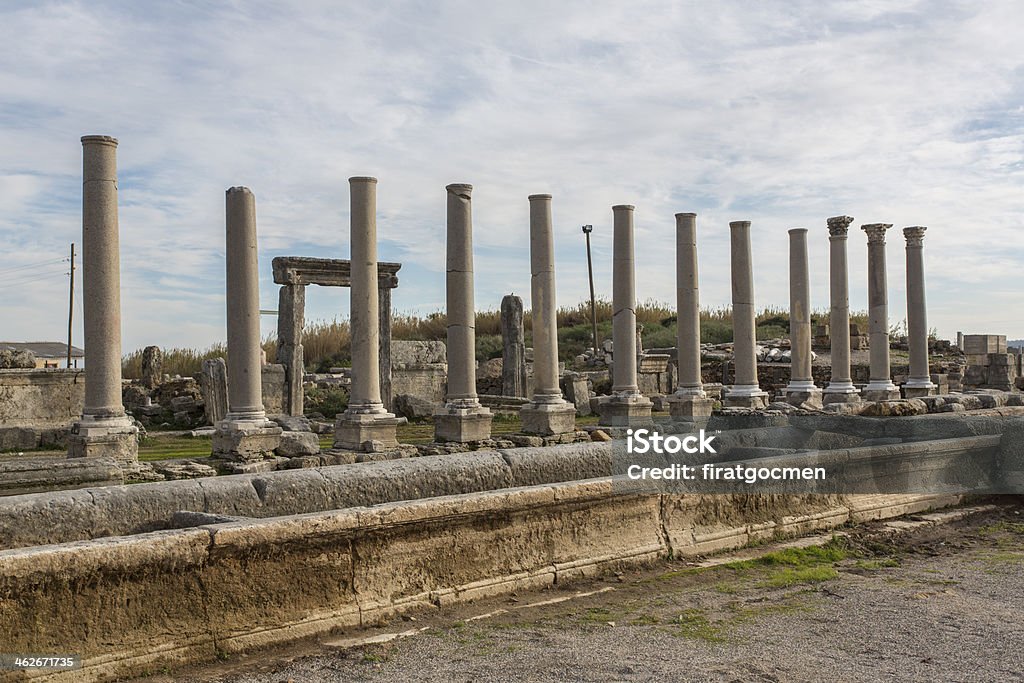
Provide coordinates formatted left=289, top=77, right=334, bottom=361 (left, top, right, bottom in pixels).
left=582, top=224, right=598, bottom=356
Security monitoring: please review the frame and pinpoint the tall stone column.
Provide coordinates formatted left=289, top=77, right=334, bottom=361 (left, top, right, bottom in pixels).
left=434, top=184, right=492, bottom=442
left=724, top=221, right=768, bottom=408
left=598, top=204, right=652, bottom=427
left=212, top=187, right=282, bottom=463
left=520, top=194, right=576, bottom=436
left=784, top=228, right=822, bottom=407
left=668, top=213, right=713, bottom=421
left=68, top=135, right=138, bottom=469
left=861, top=223, right=901, bottom=401
left=276, top=284, right=305, bottom=416
left=335, top=177, right=402, bottom=450
left=823, top=216, right=860, bottom=404
left=903, top=226, right=936, bottom=397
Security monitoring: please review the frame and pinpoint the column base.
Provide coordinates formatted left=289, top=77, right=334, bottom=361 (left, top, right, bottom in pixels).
left=213, top=422, right=283, bottom=462
left=519, top=400, right=577, bottom=436
left=67, top=416, right=139, bottom=470
left=862, top=383, right=901, bottom=402
left=902, top=384, right=937, bottom=398
left=597, top=393, right=654, bottom=428
left=667, top=393, right=715, bottom=421
left=433, top=405, right=493, bottom=443
left=823, top=385, right=862, bottom=404
left=784, top=387, right=823, bottom=409
left=723, top=385, right=768, bottom=409
left=334, top=411, right=404, bottom=451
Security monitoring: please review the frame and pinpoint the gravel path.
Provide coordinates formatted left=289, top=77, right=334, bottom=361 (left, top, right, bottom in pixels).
left=155, top=503, right=1024, bottom=683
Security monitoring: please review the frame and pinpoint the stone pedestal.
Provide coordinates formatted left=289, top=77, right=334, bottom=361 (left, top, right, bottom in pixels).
left=599, top=205, right=653, bottom=427
left=68, top=135, right=138, bottom=467
left=667, top=394, right=714, bottom=421
left=214, top=187, right=281, bottom=461
left=334, top=412, right=403, bottom=450
left=434, top=409, right=493, bottom=443
left=724, top=220, right=768, bottom=409
left=68, top=420, right=139, bottom=470
left=902, top=226, right=936, bottom=397
left=434, top=183, right=493, bottom=442
left=862, top=223, right=900, bottom=401
left=212, top=422, right=283, bottom=463
left=520, top=402, right=577, bottom=436
left=823, top=216, right=861, bottom=405
left=336, top=177, right=402, bottom=450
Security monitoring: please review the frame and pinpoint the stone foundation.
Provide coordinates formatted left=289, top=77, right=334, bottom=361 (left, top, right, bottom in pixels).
left=667, top=394, right=714, bottom=421
left=212, top=424, right=283, bottom=462
left=598, top=395, right=654, bottom=427
left=333, top=413, right=402, bottom=451
left=519, top=401, right=576, bottom=436
left=434, top=408, right=493, bottom=443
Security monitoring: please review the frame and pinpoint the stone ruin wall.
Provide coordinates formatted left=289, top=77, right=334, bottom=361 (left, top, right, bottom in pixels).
left=0, top=369, right=84, bottom=449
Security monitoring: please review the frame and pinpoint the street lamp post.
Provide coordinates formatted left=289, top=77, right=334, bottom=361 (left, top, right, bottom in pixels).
left=582, top=224, right=598, bottom=356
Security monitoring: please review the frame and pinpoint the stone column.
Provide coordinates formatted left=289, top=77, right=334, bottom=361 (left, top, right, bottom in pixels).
left=668, top=213, right=713, bottom=421
left=598, top=204, right=652, bottom=427
left=520, top=194, right=576, bottom=436
left=861, top=223, right=901, bottom=401
left=903, top=226, right=936, bottom=397
left=823, top=216, right=860, bottom=404
left=68, top=135, right=138, bottom=468
left=379, top=281, right=393, bottom=411
left=723, top=220, right=768, bottom=408
left=276, top=284, right=305, bottom=416
left=141, top=346, right=162, bottom=390
left=501, top=294, right=527, bottom=398
left=434, top=183, right=492, bottom=442
left=784, top=228, right=822, bottom=407
left=212, top=187, right=281, bottom=463
left=335, top=177, right=402, bottom=450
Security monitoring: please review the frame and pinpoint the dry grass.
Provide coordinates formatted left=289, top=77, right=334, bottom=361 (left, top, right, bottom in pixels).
left=123, top=299, right=871, bottom=378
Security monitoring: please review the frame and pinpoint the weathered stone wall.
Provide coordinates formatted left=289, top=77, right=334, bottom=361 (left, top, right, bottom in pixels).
left=261, top=364, right=286, bottom=415
left=0, top=369, right=84, bottom=449
left=0, top=483, right=961, bottom=682
left=390, top=340, right=447, bottom=411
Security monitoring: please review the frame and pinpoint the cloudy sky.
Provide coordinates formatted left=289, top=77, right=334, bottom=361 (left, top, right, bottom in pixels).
left=1, top=0, right=1022, bottom=352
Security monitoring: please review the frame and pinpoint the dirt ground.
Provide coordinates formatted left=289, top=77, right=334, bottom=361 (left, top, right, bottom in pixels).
left=143, top=499, right=1024, bottom=683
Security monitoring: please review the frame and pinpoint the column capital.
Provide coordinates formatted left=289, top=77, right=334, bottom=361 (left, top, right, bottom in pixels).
left=903, top=225, right=927, bottom=247
left=81, top=135, right=118, bottom=147
left=729, top=220, right=751, bottom=229
left=446, top=183, right=472, bottom=196
left=827, top=215, right=854, bottom=237
left=862, top=223, right=892, bottom=243
left=349, top=176, right=378, bottom=184
left=528, top=193, right=552, bottom=201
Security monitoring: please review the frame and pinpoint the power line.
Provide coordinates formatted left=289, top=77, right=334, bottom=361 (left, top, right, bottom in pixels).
left=0, top=257, right=69, bottom=277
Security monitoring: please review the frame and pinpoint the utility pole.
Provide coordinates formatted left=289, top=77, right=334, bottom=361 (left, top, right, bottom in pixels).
left=67, top=243, right=75, bottom=368
left=582, top=225, right=598, bottom=356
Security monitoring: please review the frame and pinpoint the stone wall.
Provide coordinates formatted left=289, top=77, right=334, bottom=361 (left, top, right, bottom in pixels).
left=0, top=369, right=84, bottom=449
left=0, top=482, right=961, bottom=682
left=390, top=340, right=447, bottom=411
left=262, top=364, right=286, bottom=415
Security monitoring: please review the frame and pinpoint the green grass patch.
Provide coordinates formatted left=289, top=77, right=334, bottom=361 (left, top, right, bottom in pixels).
left=763, top=565, right=839, bottom=588
left=669, top=609, right=726, bottom=642
left=853, top=558, right=900, bottom=570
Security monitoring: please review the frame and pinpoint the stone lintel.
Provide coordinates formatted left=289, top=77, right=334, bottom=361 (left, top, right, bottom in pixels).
left=271, top=256, right=401, bottom=288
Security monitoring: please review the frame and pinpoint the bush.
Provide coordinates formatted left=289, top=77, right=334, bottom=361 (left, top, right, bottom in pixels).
left=304, top=386, right=348, bottom=418
left=475, top=334, right=504, bottom=361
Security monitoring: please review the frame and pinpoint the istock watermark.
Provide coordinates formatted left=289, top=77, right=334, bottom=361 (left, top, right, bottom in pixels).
left=625, top=428, right=718, bottom=455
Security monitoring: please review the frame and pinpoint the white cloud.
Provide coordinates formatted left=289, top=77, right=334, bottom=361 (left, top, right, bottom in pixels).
left=1, top=0, right=1023, bottom=351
